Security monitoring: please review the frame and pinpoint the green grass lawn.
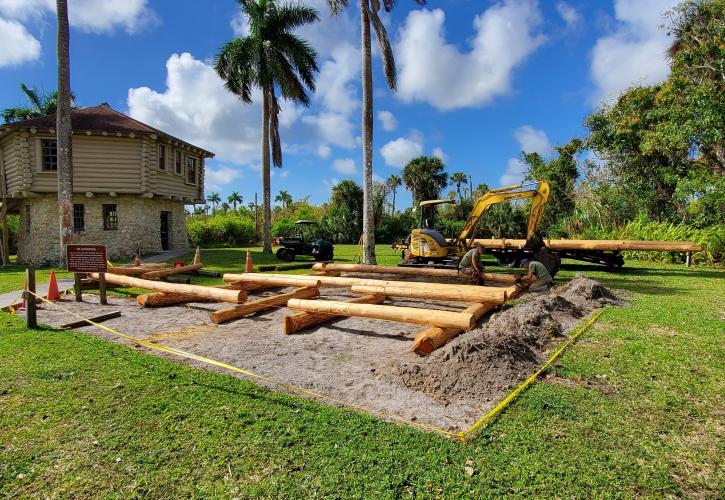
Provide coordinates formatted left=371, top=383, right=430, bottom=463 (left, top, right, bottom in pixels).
left=1, top=251, right=723, bottom=496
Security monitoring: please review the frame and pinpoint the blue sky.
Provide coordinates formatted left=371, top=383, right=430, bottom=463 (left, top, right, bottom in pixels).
left=0, top=0, right=678, bottom=209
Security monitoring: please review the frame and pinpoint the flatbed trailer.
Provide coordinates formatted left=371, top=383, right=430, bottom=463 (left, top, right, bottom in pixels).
left=395, top=238, right=703, bottom=269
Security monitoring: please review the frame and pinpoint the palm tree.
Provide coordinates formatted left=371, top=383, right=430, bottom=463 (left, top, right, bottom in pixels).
left=227, top=191, right=243, bottom=211
left=207, top=192, right=221, bottom=212
left=1, top=84, right=71, bottom=123
left=220, top=202, right=231, bottom=212
left=56, top=0, right=73, bottom=267
left=327, top=0, right=426, bottom=265
left=275, top=190, right=293, bottom=210
left=386, top=174, right=401, bottom=215
left=402, top=156, right=448, bottom=208
left=450, top=172, right=468, bottom=202
left=216, top=0, right=319, bottom=254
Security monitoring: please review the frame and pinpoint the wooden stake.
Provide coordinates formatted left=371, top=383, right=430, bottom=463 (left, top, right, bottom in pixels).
left=283, top=294, right=385, bottom=334
left=98, top=272, right=107, bottom=305
left=287, top=299, right=475, bottom=330
left=210, top=286, right=319, bottom=324
left=25, top=268, right=37, bottom=329
left=74, top=272, right=83, bottom=302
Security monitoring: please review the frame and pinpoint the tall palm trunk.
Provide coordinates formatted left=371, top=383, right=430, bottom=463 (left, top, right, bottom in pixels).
left=261, top=87, right=273, bottom=254
left=56, top=0, right=73, bottom=267
left=360, top=0, right=376, bottom=264
left=391, top=187, right=396, bottom=215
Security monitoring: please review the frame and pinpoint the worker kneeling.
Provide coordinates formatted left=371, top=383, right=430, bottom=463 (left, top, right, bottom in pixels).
left=519, top=258, right=553, bottom=291
left=458, top=243, right=485, bottom=285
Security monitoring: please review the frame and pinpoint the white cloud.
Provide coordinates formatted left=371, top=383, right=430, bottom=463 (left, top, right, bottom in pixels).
left=0, top=18, right=41, bottom=67
left=317, top=145, right=332, bottom=159
left=432, top=147, right=448, bottom=162
left=590, top=0, right=678, bottom=103
left=380, top=131, right=424, bottom=168
left=315, top=43, right=360, bottom=116
left=395, top=1, right=545, bottom=111
left=302, top=111, right=356, bottom=148
left=332, top=158, right=357, bottom=175
left=377, top=110, right=397, bottom=132
left=556, top=2, right=581, bottom=29
left=230, top=11, right=249, bottom=37
left=0, top=0, right=156, bottom=34
left=129, top=53, right=276, bottom=166
left=500, top=125, right=551, bottom=185
left=205, top=165, right=243, bottom=192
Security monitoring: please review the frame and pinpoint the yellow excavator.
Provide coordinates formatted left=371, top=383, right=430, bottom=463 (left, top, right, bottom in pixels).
left=395, top=181, right=551, bottom=268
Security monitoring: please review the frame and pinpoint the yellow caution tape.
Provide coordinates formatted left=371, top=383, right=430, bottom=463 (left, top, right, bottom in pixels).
left=459, top=309, right=604, bottom=442
left=26, top=291, right=602, bottom=443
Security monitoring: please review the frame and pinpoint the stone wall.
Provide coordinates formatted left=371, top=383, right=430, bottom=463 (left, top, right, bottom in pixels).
left=18, top=194, right=189, bottom=266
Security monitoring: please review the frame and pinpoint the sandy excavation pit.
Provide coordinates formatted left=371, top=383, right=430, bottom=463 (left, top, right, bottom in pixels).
left=32, top=275, right=623, bottom=433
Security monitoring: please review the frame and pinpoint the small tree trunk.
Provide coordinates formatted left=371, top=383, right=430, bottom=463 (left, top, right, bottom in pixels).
left=391, top=188, right=396, bottom=216
left=56, top=0, right=73, bottom=267
left=261, top=88, right=273, bottom=254
left=360, top=0, right=377, bottom=265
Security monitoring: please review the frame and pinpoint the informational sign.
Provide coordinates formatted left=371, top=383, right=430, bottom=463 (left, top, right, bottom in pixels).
left=66, top=244, right=108, bottom=273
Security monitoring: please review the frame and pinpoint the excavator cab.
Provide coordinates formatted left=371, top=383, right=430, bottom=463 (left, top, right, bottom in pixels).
left=398, top=181, right=551, bottom=268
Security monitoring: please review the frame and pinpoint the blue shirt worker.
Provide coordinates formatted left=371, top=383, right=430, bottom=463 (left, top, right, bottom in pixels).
left=520, top=259, right=553, bottom=291
left=458, top=243, right=485, bottom=284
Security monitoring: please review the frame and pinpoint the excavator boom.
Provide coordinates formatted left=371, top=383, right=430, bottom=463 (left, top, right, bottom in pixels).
left=454, top=181, right=550, bottom=250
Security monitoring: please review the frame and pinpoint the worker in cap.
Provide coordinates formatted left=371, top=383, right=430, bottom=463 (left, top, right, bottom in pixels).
left=458, top=242, right=485, bottom=285
left=518, top=258, right=553, bottom=291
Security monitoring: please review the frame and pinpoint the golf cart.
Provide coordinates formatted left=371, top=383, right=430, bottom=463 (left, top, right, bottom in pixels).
left=276, top=220, right=334, bottom=262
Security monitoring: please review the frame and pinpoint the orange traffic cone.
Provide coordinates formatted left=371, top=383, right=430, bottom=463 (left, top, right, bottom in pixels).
left=133, top=254, right=142, bottom=267
left=245, top=249, right=254, bottom=272
left=193, top=246, right=201, bottom=265
left=46, top=270, right=61, bottom=301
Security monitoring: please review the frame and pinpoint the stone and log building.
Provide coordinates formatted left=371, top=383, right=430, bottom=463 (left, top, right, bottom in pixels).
left=0, top=103, right=214, bottom=265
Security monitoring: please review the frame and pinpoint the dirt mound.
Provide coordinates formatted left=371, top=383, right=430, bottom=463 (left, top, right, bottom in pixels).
left=383, top=276, right=623, bottom=404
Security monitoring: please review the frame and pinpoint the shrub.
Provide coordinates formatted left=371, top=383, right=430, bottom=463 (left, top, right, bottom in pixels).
left=187, top=213, right=254, bottom=247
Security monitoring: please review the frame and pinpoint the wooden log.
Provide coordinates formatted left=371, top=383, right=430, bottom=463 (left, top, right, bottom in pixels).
left=349, top=284, right=508, bottom=304
left=283, top=295, right=385, bottom=334
left=136, top=282, right=283, bottom=308
left=210, top=286, right=319, bottom=324
left=287, top=299, right=475, bottom=330
left=411, top=303, right=496, bottom=356
left=312, top=263, right=518, bottom=283
left=61, top=311, right=122, bottom=329
left=141, top=263, right=203, bottom=279
left=90, top=273, right=245, bottom=303
left=473, top=238, right=702, bottom=252
left=108, top=267, right=158, bottom=277
left=190, top=269, right=221, bottom=278
left=223, top=273, right=513, bottom=301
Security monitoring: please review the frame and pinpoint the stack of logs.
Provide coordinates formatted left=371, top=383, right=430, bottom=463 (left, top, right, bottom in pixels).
left=89, top=258, right=525, bottom=356
left=222, top=263, right=526, bottom=355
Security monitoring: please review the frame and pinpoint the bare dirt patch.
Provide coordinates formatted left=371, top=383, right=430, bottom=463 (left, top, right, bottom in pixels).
left=31, top=275, right=622, bottom=432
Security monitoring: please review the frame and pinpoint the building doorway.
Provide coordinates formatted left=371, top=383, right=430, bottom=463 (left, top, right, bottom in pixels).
left=160, top=211, right=171, bottom=250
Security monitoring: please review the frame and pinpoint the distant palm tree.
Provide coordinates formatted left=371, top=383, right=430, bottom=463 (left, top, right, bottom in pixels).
left=275, top=190, right=293, bottom=210
left=215, top=0, right=319, bottom=254
left=207, top=192, right=221, bottom=212
left=1, top=84, right=73, bottom=123
left=227, top=191, right=243, bottom=211
left=220, top=202, right=231, bottom=212
left=56, top=0, right=73, bottom=267
left=326, top=0, right=426, bottom=265
left=402, top=156, right=448, bottom=207
left=450, top=172, right=468, bottom=202
left=386, top=174, right=401, bottom=215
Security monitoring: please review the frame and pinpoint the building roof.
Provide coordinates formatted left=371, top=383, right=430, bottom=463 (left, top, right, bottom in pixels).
left=2, top=103, right=214, bottom=157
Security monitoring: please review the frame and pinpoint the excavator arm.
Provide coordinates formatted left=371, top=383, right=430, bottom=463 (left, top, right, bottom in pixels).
left=454, top=181, right=550, bottom=250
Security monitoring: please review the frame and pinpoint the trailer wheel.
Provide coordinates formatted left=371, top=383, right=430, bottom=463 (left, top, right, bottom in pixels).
left=495, top=253, right=521, bottom=268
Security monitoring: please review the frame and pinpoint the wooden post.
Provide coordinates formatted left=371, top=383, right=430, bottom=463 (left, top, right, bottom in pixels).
left=98, top=272, right=107, bottom=305
left=25, top=268, right=37, bottom=329
left=74, top=272, right=82, bottom=302
left=686, top=251, right=692, bottom=268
